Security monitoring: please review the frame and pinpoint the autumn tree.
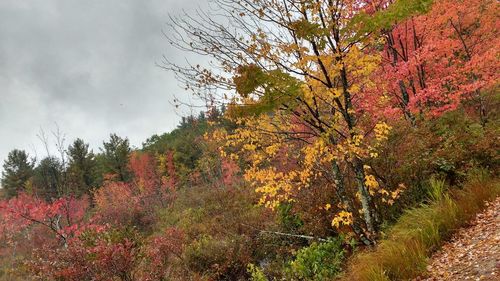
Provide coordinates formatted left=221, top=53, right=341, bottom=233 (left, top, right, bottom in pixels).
left=1, top=149, right=34, bottom=198
left=94, top=152, right=175, bottom=230
left=412, top=0, right=499, bottom=121
left=369, top=0, right=499, bottom=122
left=0, top=193, right=90, bottom=247
left=338, top=0, right=434, bottom=123
left=164, top=0, right=429, bottom=244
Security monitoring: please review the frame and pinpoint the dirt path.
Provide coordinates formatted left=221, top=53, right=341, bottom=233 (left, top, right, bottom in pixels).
left=419, top=197, right=500, bottom=281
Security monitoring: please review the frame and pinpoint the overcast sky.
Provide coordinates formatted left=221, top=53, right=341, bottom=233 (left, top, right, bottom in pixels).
left=0, top=0, right=208, bottom=167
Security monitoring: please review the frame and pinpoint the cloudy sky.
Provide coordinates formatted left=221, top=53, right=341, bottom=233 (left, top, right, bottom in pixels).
left=0, top=0, right=207, bottom=167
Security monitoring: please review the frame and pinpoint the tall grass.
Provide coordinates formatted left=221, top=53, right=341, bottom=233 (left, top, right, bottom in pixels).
left=342, top=171, right=499, bottom=281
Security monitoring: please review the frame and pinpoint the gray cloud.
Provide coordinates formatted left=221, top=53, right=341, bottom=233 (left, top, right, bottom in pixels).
left=0, top=0, right=207, bottom=167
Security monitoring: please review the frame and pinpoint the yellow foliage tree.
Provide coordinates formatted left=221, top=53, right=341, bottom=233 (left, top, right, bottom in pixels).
left=166, top=0, right=408, bottom=244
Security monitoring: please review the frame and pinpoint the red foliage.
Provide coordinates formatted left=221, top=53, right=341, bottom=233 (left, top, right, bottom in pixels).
left=163, top=150, right=178, bottom=188
left=29, top=226, right=186, bottom=281
left=366, top=0, right=499, bottom=120
left=29, top=227, right=140, bottom=281
left=414, top=0, right=499, bottom=114
left=128, top=151, right=162, bottom=189
left=139, top=227, right=185, bottom=281
left=221, top=158, right=240, bottom=186
left=0, top=193, right=90, bottom=245
left=93, top=152, right=175, bottom=229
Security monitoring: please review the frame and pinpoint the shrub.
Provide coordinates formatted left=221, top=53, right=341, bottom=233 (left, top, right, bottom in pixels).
left=247, top=263, right=267, bottom=281
left=156, top=185, right=280, bottom=280
left=287, top=237, right=345, bottom=281
left=372, top=109, right=500, bottom=221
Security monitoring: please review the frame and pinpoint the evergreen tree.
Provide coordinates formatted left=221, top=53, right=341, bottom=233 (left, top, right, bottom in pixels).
left=33, top=156, right=63, bottom=201
left=1, top=149, right=34, bottom=198
left=142, top=113, right=210, bottom=182
left=100, top=134, right=131, bottom=182
left=67, top=138, right=97, bottom=196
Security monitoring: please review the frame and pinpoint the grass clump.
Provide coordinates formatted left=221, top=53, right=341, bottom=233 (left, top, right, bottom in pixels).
left=343, top=171, right=499, bottom=281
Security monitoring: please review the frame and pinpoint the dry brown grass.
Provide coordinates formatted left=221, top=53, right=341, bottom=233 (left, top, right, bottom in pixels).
left=341, top=171, right=499, bottom=281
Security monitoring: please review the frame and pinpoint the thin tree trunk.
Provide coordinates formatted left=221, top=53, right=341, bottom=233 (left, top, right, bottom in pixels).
left=339, top=64, right=378, bottom=240
left=477, top=90, right=487, bottom=126
left=331, top=158, right=373, bottom=246
left=399, top=80, right=416, bottom=126
left=352, top=158, right=377, bottom=236
left=386, top=30, right=416, bottom=125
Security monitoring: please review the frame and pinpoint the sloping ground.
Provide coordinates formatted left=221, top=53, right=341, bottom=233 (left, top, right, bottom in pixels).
left=418, top=197, right=500, bottom=281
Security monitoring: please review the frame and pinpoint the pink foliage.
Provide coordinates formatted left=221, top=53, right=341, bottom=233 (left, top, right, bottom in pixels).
left=140, top=227, right=185, bottom=281
left=162, top=150, right=178, bottom=188
left=221, top=158, right=240, bottom=186
left=0, top=193, right=90, bottom=244
left=94, top=152, right=175, bottom=229
left=30, top=229, right=139, bottom=281
left=364, top=0, right=499, bottom=120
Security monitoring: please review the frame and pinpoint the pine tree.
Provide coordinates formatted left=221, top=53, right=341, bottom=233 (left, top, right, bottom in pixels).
left=100, top=134, right=132, bottom=182
left=33, top=156, right=64, bottom=201
left=1, top=149, right=34, bottom=198
left=67, top=138, right=97, bottom=196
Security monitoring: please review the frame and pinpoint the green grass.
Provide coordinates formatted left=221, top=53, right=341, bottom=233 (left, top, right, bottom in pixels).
left=342, top=171, right=499, bottom=281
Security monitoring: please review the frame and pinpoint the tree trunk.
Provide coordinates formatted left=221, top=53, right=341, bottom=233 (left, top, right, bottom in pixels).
left=398, top=80, right=416, bottom=126
left=339, top=64, right=378, bottom=241
left=352, top=158, right=378, bottom=237
left=331, top=160, right=374, bottom=246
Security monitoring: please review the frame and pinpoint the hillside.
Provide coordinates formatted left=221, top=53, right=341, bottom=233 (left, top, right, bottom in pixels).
left=0, top=0, right=499, bottom=280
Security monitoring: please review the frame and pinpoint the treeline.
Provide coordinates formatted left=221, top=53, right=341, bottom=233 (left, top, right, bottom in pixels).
left=1, top=110, right=224, bottom=200
left=2, top=134, right=128, bottom=199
